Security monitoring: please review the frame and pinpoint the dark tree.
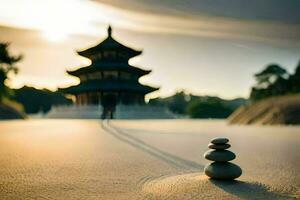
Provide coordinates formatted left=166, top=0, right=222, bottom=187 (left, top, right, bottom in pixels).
left=250, top=64, right=290, bottom=101
left=289, top=61, right=300, bottom=93
left=187, top=99, right=233, bottom=119
left=0, top=42, right=22, bottom=102
left=167, top=91, right=190, bottom=114
left=250, top=61, right=300, bottom=101
left=254, top=64, right=289, bottom=89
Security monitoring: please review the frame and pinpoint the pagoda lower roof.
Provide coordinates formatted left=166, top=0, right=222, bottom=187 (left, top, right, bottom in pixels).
left=60, top=80, right=158, bottom=94
left=67, top=63, right=151, bottom=77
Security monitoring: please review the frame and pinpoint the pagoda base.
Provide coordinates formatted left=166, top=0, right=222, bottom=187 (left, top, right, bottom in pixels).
left=114, top=104, right=174, bottom=119
left=40, top=104, right=174, bottom=119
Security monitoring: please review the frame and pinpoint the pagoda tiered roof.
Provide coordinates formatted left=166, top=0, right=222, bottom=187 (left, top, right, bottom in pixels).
left=67, top=63, right=151, bottom=77
left=77, top=26, right=142, bottom=59
left=61, top=26, right=158, bottom=96
left=61, top=80, right=158, bottom=94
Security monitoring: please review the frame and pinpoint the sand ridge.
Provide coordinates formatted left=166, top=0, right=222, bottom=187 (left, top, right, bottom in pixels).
left=142, top=173, right=296, bottom=200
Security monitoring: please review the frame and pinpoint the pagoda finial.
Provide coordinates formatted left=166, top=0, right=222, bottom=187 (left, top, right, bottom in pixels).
left=108, top=25, right=112, bottom=37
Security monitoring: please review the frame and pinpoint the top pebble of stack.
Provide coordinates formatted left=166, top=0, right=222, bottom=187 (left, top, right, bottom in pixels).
left=211, top=138, right=229, bottom=144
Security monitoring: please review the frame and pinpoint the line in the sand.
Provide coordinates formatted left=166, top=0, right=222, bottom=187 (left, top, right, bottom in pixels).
left=100, top=120, right=203, bottom=171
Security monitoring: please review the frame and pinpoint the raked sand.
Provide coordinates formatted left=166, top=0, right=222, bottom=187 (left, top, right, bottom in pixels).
left=0, top=119, right=299, bottom=199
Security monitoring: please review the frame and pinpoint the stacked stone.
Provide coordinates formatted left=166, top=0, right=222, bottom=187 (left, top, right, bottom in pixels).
left=204, top=137, right=242, bottom=180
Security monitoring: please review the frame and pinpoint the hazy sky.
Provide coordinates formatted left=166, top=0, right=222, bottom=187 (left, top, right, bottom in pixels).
left=0, top=0, right=299, bottom=99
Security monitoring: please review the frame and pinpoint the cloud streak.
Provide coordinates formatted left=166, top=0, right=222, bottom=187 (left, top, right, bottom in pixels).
left=93, top=0, right=300, bottom=23
left=92, top=0, right=300, bottom=47
left=0, top=0, right=299, bottom=46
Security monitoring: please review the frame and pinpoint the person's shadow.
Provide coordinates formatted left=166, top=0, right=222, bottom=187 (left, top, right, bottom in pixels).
left=210, top=179, right=295, bottom=200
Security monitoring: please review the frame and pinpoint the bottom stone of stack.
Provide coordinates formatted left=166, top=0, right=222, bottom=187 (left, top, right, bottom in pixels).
left=204, top=162, right=242, bottom=180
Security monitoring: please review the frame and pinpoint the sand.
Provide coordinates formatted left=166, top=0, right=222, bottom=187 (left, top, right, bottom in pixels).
left=0, top=119, right=299, bottom=199
left=228, top=94, right=300, bottom=125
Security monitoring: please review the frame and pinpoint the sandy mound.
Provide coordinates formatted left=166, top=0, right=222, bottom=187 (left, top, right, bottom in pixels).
left=0, top=120, right=299, bottom=199
left=142, top=173, right=296, bottom=200
left=228, top=95, right=300, bottom=125
left=0, top=104, right=24, bottom=120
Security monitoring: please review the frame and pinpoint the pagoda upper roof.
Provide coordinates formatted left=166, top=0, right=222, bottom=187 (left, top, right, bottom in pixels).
left=67, top=62, right=151, bottom=77
left=77, top=26, right=142, bottom=58
left=60, top=80, right=158, bottom=94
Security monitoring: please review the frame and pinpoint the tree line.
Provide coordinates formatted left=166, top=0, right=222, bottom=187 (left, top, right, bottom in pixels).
left=149, top=91, right=246, bottom=118
left=148, top=61, right=300, bottom=118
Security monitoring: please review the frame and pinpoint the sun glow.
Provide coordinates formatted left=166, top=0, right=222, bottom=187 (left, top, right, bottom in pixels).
left=36, top=0, right=88, bottom=42
left=42, top=30, right=68, bottom=42
left=0, top=0, right=106, bottom=42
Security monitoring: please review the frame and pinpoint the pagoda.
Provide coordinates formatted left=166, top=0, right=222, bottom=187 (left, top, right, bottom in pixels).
left=61, top=26, right=158, bottom=118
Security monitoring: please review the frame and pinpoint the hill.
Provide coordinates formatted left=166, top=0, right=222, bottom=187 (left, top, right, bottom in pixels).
left=149, top=91, right=247, bottom=118
left=12, top=86, right=72, bottom=114
left=228, top=94, right=300, bottom=125
left=0, top=103, right=25, bottom=120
